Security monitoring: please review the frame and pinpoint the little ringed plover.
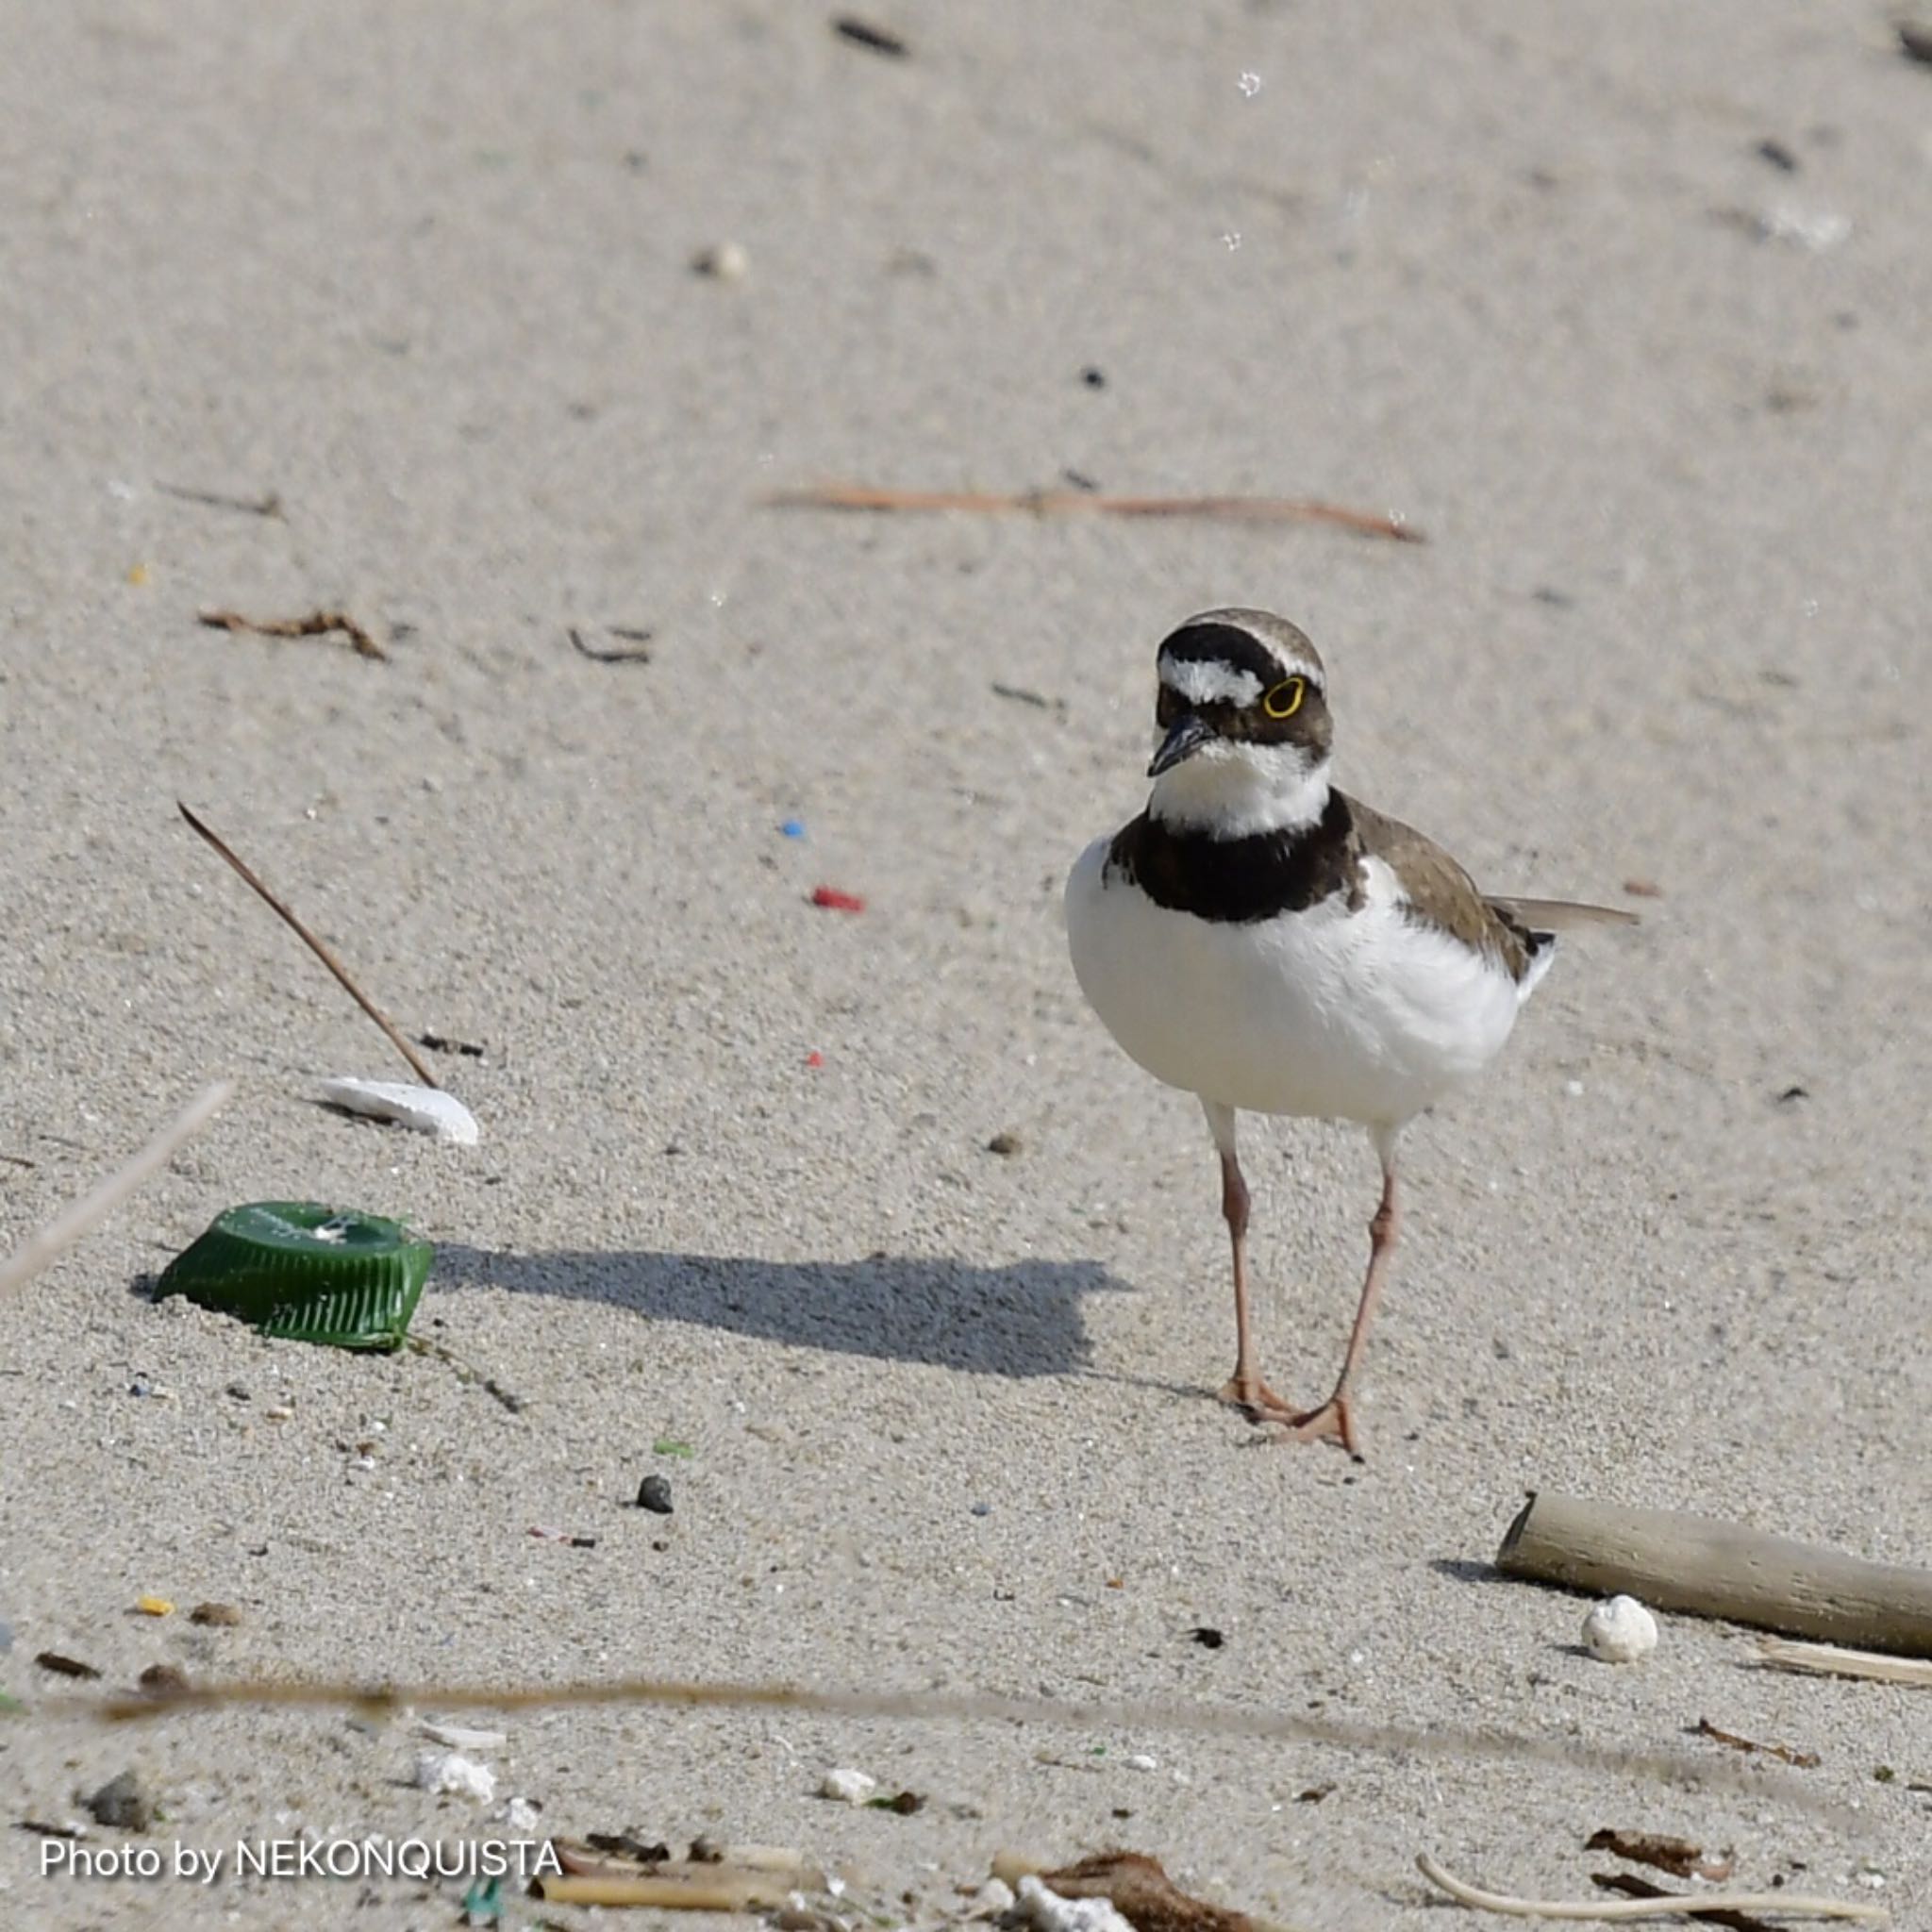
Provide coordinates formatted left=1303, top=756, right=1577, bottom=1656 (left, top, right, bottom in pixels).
left=1065, top=608, right=1634, bottom=1457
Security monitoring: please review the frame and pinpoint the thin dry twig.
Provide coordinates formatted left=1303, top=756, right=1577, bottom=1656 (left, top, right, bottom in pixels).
left=1591, top=1873, right=1775, bottom=1932
left=157, top=482, right=283, bottom=519
left=761, top=482, right=1423, bottom=543
left=0, top=1083, right=234, bottom=1298
left=568, top=625, right=654, bottom=663
left=1755, top=1636, right=1932, bottom=1689
left=1415, top=1853, right=1887, bottom=1923
left=198, top=606, right=386, bottom=660
left=1693, top=1717, right=1821, bottom=1769
left=176, top=803, right=440, bottom=1088
left=17, top=1673, right=1842, bottom=1816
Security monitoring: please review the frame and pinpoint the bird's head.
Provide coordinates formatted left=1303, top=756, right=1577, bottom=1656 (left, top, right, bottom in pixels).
left=1147, top=608, right=1333, bottom=834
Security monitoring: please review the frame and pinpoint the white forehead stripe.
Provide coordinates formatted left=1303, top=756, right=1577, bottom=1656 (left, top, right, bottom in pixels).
left=1159, top=658, right=1263, bottom=708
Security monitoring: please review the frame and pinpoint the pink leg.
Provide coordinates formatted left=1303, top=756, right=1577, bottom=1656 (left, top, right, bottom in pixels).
left=1286, top=1139, right=1399, bottom=1457
left=1204, top=1103, right=1295, bottom=1422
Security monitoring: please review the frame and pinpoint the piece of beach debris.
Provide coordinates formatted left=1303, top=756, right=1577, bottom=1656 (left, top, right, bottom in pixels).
left=198, top=606, right=386, bottom=661
left=1583, top=1595, right=1658, bottom=1663
left=420, top=1720, right=508, bottom=1752
left=810, top=885, right=867, bottom=913
left=137, top=1663, right=190, bottom=1698
left=1189, top=1626, right=1225, bottom=1650
left=987, top=1131, right=1024, bottom=1156
left=636, top=1474, right=675, bottom=1515
left=316, top=1076, right=479, bottom=1144
left=1692, top=1717, right=1821, bottom=1770
left=1755, top=1635, right=1932, bottom=1688
left=832, top=16, right=908, bottom=57
left=819, top=1766, right=877, bottom=1805
left=1591, top=1871, right=1777, bottom=1932
left=866, top=1788, right=925, bottom=1813
left=418, top=1031, right=487, bottom=1058
left=415, top=1749, right=496, bottom=1802
left=689, top=242, right=749, bottom=282
left=539, top=1841, right=820, bottom=1909
left=994, top=1851, right=1261, bottom=1932
left=569, top=623, right=656, bottom=662
left=1622, top=878, right=1663, bottom=898
left=1755, top=138, right=1799, bottom=173
left=133, top=1596, right=173, bottom=1619
left=0, top=1083, right=234, bottom=1300
left=1585, top=1830, right=1733, bottom=1883
left=1496, top=1490, right=1932, bottom=1655
left=1417, top=1852, right=1886, bottom=1923
left=177, top=803, right=441, bottom=1088
left=765, top=481, right=1422, bottom=543
left=35, top=1652, right=103, bottom=1680
left=991, top=682, right=1064, bottom=712
left=188, top=1602, right=242, bottom=1628
left=158, top=1202, right=435, bottom=1351
left=82, top=1770, right=154, bottom=1832
left=156, top=480, right=284, bottom=518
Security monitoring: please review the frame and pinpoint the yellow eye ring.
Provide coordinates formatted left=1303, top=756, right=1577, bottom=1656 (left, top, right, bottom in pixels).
left=1263, top=676, right=1305, bottom=720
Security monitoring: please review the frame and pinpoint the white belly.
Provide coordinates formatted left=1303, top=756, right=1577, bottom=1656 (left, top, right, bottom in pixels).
left=1065, top=833, right=1531, bottom=1125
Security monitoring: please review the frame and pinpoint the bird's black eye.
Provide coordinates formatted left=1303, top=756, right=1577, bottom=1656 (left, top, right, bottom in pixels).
left=1262, top=676, right=1306, bottom=720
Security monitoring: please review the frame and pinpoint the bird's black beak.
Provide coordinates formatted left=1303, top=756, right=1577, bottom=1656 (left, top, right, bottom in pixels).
left=1148, top=711, right=1216, bottom=777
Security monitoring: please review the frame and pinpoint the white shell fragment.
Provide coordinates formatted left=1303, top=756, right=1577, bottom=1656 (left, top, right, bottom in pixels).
left=1015, top=1876, right=1136, bottom=1932
left=317, top=1077, right=479, bottom=1144
left=1582, top=1593, right=1659, bottom=1662
left=413, top=1750, right=496, bottom=1802
left=818, top=1767, right=877, bottom=1805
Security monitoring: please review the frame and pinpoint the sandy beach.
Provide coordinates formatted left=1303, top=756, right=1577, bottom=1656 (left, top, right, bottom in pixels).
left=3, top=3, right=1929, bottom=1926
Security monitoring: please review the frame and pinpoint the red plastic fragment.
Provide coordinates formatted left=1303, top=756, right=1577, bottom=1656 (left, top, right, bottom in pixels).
left=810, top=885, right=867, bottom=913
left=805, top=1050, right=824, bottom=1068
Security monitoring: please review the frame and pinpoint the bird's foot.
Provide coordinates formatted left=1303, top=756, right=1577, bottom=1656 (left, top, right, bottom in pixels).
left=1217, top=1373, right=1300, bottom=1425
left=1273, top=1391, right=1363, bottom=1459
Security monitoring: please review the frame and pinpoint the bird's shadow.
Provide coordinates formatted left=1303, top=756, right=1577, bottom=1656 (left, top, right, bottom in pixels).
left=432, top=1241, right=1132, bottom=1379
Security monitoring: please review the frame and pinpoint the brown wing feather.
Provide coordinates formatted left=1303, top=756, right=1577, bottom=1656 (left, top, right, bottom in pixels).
left=1339, top=793, right=1540, bottom=980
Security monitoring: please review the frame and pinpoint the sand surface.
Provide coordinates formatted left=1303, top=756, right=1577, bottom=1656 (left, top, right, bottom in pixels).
left=3, top=4, right=1929, bottom=1927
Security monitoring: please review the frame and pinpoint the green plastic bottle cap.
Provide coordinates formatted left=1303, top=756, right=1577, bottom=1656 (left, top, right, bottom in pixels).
left=157, top=1202, right=434, bottom=1351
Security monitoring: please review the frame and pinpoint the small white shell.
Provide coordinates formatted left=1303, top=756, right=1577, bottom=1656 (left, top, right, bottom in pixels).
left=413, top=1749, right=496, bottom=1801
left=317, top=1077, right=479, bottom=1144
left=818, top=1766, right=877, bottom=1805
left=418, top=1720, right=507, bottom=1752
left=1582, top=1593, right=1659, bottom=1662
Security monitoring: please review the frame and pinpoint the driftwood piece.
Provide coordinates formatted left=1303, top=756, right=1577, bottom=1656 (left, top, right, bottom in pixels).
left=1417, top=1853, right=1887, bottom=1923
left=1497, top=1491, right=1932, bottom=1657
left=1755, top=1636, right=1932, bottom=1688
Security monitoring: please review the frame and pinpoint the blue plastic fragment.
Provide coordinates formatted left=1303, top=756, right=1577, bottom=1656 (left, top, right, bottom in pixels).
left=779, top=818, right=806, bottom=840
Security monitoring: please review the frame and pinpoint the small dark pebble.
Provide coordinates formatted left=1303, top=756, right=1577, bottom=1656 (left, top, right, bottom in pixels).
left=1755, top=137, right=1799, bottom=172
left=833, top=16, right=908, bottom=57
left=1777, top=1085, right=1809, bottom=1103
left=986, top=1131, right=1023, bottom=1156
left=637, top=1474, right=675, bottom=1515
left=569, top=1535, right=598, bottom=1549
left=969, top=1500, right=991, bottom=1518
left=650, top=1539, right=670, bottom=1553
left=688, top=1835, right=724, bottom=1863
left=84, top=1769, right=154, bottom=1832
left=869, top=1789, right=925, bottom=1814
left=1110, top=1807, right=1133, bottom=1820
left=1189, top=1625, right=1225, bottom=1649
left=1080, top=366, right=1107, bottom=389
left=1296, top=1784, right=1335, bottom=1804
left=1532, top=586, right=1575, bottom=608
left=35, top=1651, right=102, bottom=1679
left=1060, top=468, right=1101, bottom=492
left=1899, top=20, right=1932, bottom=65
left=189, top=1601, right=242, bottom=1627
left=139, top=1662, right=191, bottom=1697
left=225, top=1383, right=251, bottom=1403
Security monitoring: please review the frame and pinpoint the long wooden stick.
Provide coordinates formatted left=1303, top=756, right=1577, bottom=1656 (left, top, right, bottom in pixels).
left=761, top=482, right=1423, bottom=542
left=177, top=803, right=440, bottom=1089
left=34, top=1672, right=1845, bottom=1816
left=0, top=1083, right=234, bottom=1297
left=1416, top=1855, right=1887, bottom=1923
left=1497, top=1491, right=1932, bottom=1657
left=1756, top=1636, right=1932, bottom=1688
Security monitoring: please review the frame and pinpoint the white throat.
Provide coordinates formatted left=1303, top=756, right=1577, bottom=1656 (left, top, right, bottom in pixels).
left=1148, top=745, right=1332, bottom=839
